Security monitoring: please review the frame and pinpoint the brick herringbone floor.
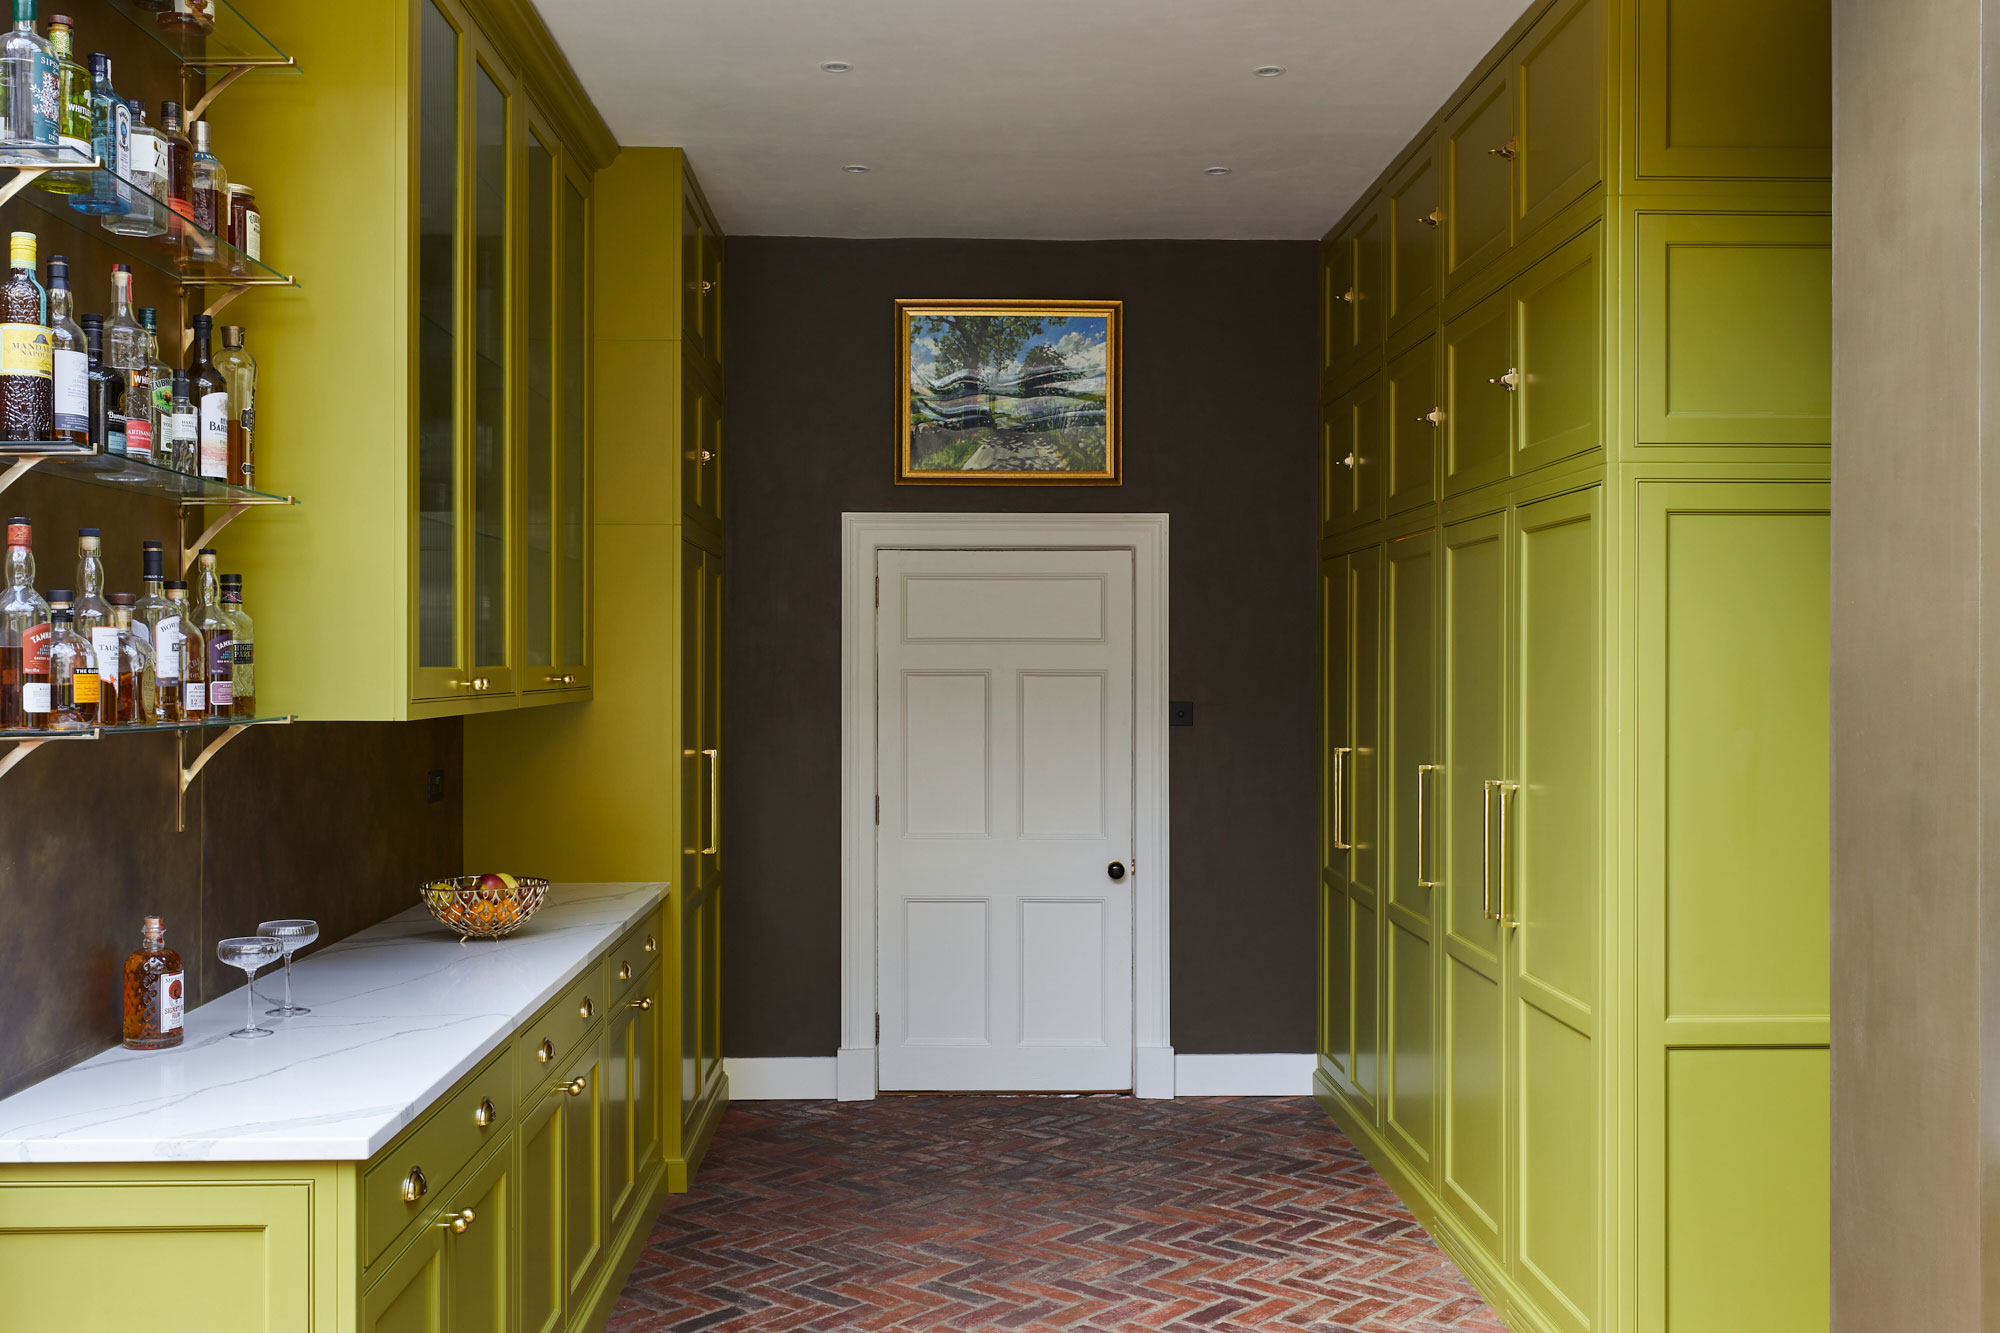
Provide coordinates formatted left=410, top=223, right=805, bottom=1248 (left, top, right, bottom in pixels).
left=609, top=1096, right=1508, bottom=1333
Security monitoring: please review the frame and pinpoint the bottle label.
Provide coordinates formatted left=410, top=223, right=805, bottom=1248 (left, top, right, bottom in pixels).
left=108, top=411, right=126, bottom=456
left=245, top=212, right=261, bottom=262
left=111, top=102, right=131, bottom=201
left=155, top=617, right=180, bottom=679
left=183, top=681, right=204, bottom=712
left=172, top=409, right=197, bottom=452
left=207, top=632, right=232, bottom=701
left=22, top=621, right=49, bottom=672
left=158, top=970, right=184, bottom=1033
left=21, top=682, right=48, bottom=713
left=91, top=627, right=118, bottom=681
left=0, top=325, right=52, bottom=380
left=72, top=667, right=98, bottom=705
left=51, top=348, right=86, bottom=433
left=129, top=131, right=159, bottom=178
left=131, top=620, right=150, bottom=648
left=125, top=415, right=152, bottom=460
left=199, top=392, right=227, bottom=477
left=30, top=53, right=56, bottom=144
left=233, top=639, right=253, bottom=665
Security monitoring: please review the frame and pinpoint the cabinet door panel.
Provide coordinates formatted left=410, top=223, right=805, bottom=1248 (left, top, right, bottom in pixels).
left=1329, top=375, right=1385, bottom=531
left=1319, top=399, right=1339, bottom=536
left=466, top=51, right=513, bottom=695
left=1517, top=0, right=1603, bottom=237
left=1444, top=292, right=1513, bottom=496
left=1387, top=337, right=1439, bottom=515
left=555, top=170, right=592, bottom=687
left=517, top=1092, right=565, bottom=1333
left=522, top=126, right=556, bottom=680
left=444, top=1146, right=511, bottom=1333
left=1320, top=556, right=1352, bottom=1082
left=602, top=1006, right=634, bottom=1239
left=364, top=1228, right=446, bottom=1333
left=1352, top=204, right=1387, bottom=365
left=1387, top=528, right=1439, bottom=928
left=1445, top=69, right=1515, bottom=291
left=1388, top=147, right=1440, bottom=336
left=682, top=363, right=724, bottom=535
left=1514, top=224, right=1603, bottom=474
left=1348, top=546, right=1383, bottom=1116
left=1387, top=919, right=1436, bottom=1174
left=1635, top=0, right=1830, bottom=181
left=681, top=192, right=704, bottom=351
left=1320, top=239, right=1345, bottom=384
left=561, top=1043, right=604, bottom=1304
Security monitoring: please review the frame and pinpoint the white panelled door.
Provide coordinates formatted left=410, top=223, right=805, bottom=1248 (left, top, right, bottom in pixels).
left=876, top=548, right=1136, bottom=1091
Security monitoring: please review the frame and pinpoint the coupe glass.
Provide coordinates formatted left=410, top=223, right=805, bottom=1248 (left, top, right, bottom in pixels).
left=257, top=919, right=320, bottom=1017
left=216, top=936, right=284, bottom=1039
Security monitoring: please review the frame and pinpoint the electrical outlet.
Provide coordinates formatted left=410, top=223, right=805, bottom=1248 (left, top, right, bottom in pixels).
left=428, top=769, right=445, bottom=804
left=1170, top=701, right=1195, bottom=728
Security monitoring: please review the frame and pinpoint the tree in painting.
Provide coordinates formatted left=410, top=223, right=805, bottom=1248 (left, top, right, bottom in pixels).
left=906, top=311, right=1111, bottom=474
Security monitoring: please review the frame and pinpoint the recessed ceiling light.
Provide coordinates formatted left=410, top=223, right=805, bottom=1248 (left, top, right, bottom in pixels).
left=820, top=60, right=852, bottom=73
left=843, top=164, right=870, bottom=173
left=1254, top=65, right=1286, bottom=77
left=1205, top=166, right=1232, bottom=176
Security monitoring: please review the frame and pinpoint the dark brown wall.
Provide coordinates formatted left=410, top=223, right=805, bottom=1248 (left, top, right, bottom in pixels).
left=722, top=237, right=1319, bottom=1058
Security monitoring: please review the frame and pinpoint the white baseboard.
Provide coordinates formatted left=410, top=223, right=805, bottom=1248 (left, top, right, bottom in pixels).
left=724, top=1057, right=838, bottom=1100
left=1172, top=1053, right=1315, bottom=1097
left=726, top=1050, right=1311, bottom=1099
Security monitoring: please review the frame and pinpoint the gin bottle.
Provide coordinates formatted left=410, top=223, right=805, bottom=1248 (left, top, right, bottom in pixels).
left=0, top=0, right=56, bottom=151
left=36, top=11, right=88, bottom=198
left=70, top=52, right=128, bottom=218
left=104, top=99, right=164, bottom=236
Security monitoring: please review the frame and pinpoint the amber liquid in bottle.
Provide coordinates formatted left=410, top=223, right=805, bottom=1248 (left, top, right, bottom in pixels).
left=122, top=916, right=185, bottom=1050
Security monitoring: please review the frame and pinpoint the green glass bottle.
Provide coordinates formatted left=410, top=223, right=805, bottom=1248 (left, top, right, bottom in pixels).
left=35, top=13, right=90, bottom=197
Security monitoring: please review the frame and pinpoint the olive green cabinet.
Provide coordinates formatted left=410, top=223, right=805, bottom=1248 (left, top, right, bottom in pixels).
left=673, top=532, right=728, bottom=1187
left=1324, top=374, right=1386, bottom=534
left=1387, top=338, right=1440, bottom=515
left=1388, top=147, right=1442, bottom=340
left=1319, top=545, right=1382, bottom=1117
left=518, top=1087, right=566, bottom=1333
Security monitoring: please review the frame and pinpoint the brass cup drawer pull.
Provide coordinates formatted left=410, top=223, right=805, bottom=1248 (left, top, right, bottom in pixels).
left=550, top=1075, right=587, bottom=1097
left=536, top=1038, right=555, bottom=1063
left=473, top=1096, right=495, bottom=1128
left=579, top=997, right=593, bottom=1020
left=628, top=996, right=652, bottom=1011
left=437, top=1208, right=475, bottom=1234
left=401, top=1165, right=427, bottom=1204
left=644, top=934, right=657, bottom=953
left=617, top=961, right=632, bottom=981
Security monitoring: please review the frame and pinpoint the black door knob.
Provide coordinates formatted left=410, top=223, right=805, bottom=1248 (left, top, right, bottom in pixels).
left=1107, top=861, right=1126, bottom=881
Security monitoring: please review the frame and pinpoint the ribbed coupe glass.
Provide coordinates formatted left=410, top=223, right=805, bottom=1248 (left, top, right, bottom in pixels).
left=215, top=936, right=282, bottom=1038
left=257, top=918, right=318, bottom=1017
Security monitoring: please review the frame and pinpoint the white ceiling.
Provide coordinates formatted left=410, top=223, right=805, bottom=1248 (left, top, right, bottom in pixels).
left=533, top=0, right=1530, bottom=240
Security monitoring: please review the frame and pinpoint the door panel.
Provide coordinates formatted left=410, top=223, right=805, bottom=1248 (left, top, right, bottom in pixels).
left=1347, top=546, right=1383, bottom=1114
left=1514, top=225, right=1603, bottom=474
left=517, top=1091, right=564, bottom=1333
left=1385, top=525, right=1440, bottom=1174
left=1445, top=68, right=1515, bottom=291
left=1388, top=338, right=1440, bottom=516
left=1517, top=0, right=1603, bottom=237
left=561, top=1042, right=604, bottom=1305
left=1388, top=146, right=1440, bottom=336
left=444, top=1146, right=510, bottom=1333
left=1320, top=239, right=1345, bottom=384
left=363, top=1225, right=445, bottom=1333
left=1328, top=375, right=1386, bottom=534
left=1387, top=920, right=1436, bottom=1173
left=1321, top=556, right=1352, bottom=1084
left=1445, top=291, right=1513, bottom=497
left=1320, top=399, right=1339, bottom=536
left=1352, top=204, right=1387, bottom=365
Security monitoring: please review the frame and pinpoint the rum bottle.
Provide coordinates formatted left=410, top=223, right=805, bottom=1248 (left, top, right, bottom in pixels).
left=43, top=591, right=96, bottom=730
left=221, top=572, right=252, bottom=716
left=193, top=548, right=229, bottom=712
left=0, top=517, right=48, bottom=728
left=121, top=916, right=184, bottom=1050
left=0, top=230, right=51, bottom=441
left=104, top=267, right=147, bottom=455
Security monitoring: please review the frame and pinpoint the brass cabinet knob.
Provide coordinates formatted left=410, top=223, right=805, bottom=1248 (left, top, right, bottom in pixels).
left=537, top=1038, right=554, bottom=1063
left=401, top=1165, right=427, bottom=1203
left=551, top=1075, right=586, bottom=1097
left=473, top=1096, right=495, bottom=1128
left=437, top=1207, right=475, bottom=1234
left=1417, top=408, right=1444, bottom=427
left=700, top=450, right=715, bottom=464
left=1333, top=288, right=1356, bottom=305
left=1419, top=208, right=1443, bottom=228
left=579, top=997, right=594, bottom=1020
left=628, top=996, right=652, bottom=1011
left=1489, top=368, right=1521, bottom=391
left=701, top=280, right=716, bottom=293
left=644, top=934, right=656, bottom=953
left=617, top=961, right=631, bottom=981
left=1488, top=138, right=1518, bottom=160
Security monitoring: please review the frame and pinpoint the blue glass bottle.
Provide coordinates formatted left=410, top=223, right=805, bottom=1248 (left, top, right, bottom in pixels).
left=70, top=53, right=129, bottom=218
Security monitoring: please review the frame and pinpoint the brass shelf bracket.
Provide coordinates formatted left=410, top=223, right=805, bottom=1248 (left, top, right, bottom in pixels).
left=181, top=56, right=299, bottom=125
left=0, top=730, right=99, bottom=780
left=178, top=492, right=294, bottom=577
left=0, top=158, right=95, bottom=209
left=0, top=455, right=43, bottom=499
left=184, top=276, right=299, bottom=325
left=177, top=714, right=295, bottom=832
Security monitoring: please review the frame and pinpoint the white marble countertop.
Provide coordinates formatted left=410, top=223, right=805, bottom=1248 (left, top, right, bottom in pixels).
left=0, top=882, right=666, bottom=1164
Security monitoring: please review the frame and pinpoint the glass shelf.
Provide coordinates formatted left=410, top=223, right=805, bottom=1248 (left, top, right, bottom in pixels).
left=0, top=147, right=294, bottom=287
left=0, top=445, right=295, bottom=506
left=1, top=714, right=295, bottom=742
left=101, top=0, right=294, bottom=68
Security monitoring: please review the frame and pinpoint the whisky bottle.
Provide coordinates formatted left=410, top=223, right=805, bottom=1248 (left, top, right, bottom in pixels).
left=0, top=517, right=48, bottom=728
left=43, top=591, right=96, bottom=731
left=216, top=325, right=253, bottom=484
left=158, top=100, right=191, bottom=222
left=72, top=523, right=107, bottom=647
left=0, top=230, right=51, bottom=441
left=132, top=538, right=168, bottom=650
left=188, top=315, right=225, bottom=478
left=99, top=593, right=144, bottom=724
left=81, top=314, right=125, bottom=457
left=221, top=572, right=252, bottom=716
left=71, top=52, right=130, bottom=219
left=44, top=253, right=83, bottom=445
left=155, top=579, right=202, bottom=720
left=193, top=547, right=230, bottom=711
left=1, top=0, right=57, bottom=151
left=121, top=916, right=184, bottom=1050
left=37, top=13, right=88, bottom=196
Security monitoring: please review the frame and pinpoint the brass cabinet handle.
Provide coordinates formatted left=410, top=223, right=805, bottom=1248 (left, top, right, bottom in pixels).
left=579, top=997, right=593, bottom=1020
left=1488, top=138, right=1518, bottom=160
left=701, top=280, right=716, bottom=293
left=452, top=677, right=493, bottom=693
left=401, top=1165, right=427, bottom=1204
left=702, top=748, right=720, bottom=855
left=551, top=1075, right=587, bottom=1097
left=536, top=1038, right=554, bottom=1063
left=629, top=996, right=652, bottom=1010
left=546, top=673, right=576, bottom=685
left=1334, top=288, right=1356, bottom=305
left=1416, top=765, right=1443, bottom=889
left=644, top=934, right=656, bottom=953
left=617, top=961, right=632, bottom=981
left=1489, top=368, right=1520, bottom=391
left=1416, top=408, right=1443, bottom=427
left=1329, top=747, right=1352, bottom=852
left=1482, top=779, right=1499, bottom=921
left=437, top=1207, right=475, bottom=1234
left=1496, top=780, right=1521, bottom=928
left=473, top=1096, right=495, bottom=1128
left=1419, top=208, right=1443, bottom=228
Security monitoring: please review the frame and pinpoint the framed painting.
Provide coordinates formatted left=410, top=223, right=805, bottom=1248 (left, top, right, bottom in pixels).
left=896, top=298, right=1123, bottom=485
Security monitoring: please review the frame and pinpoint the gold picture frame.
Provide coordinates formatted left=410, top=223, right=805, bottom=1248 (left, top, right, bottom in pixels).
left=896, top=298, right=1123, bottom=485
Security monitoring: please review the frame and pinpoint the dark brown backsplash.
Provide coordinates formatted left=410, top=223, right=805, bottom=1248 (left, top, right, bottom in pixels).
left=720, top=237, right=1320, bottom=1058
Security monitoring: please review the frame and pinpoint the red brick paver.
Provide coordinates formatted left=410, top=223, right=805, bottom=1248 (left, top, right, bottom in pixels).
left=611, top=1096, right=1509, bottom=1333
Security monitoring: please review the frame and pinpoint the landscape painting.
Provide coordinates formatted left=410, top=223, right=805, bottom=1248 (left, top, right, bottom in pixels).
left=896, top=299, right=1123, bottom=485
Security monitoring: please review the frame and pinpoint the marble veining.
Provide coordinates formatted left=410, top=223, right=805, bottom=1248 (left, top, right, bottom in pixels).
left=0, top=882, right=665, bottom=1163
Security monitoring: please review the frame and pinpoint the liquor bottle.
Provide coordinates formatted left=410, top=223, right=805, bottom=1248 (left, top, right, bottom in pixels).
left=98, top=592, right=143, bottom=724
left=43, top=590, right=95, bottom=730
left=0, top=231, right=51, bottom=441
left=121, top=916, right=184, bottom=1050
left=193, top=548, right=229, bottom=712
left=188, top=316, right=225, bottom=478
left=132, top=538, right=168, bottom=653
left=71, top=53, right=130, bottom=219
left=158, top=100, right=190, bottom=222
left=104, top=99, right=164, bottom=237
left=81, top=313, right=125, bottom=456
left=43, top=252, right=82, bottom=445
left=216, top=324, right=253, bottom=485
left=37, top=13, right=89, bottom=198
left=0, top=517, right=48, bottom=728
left=157, top=0, right=214, bottom=36
left=227, top=184, right=258, bottom=265
left=155, top=579, right=201, bottom=720
left=0, top=0, right=56, bottom=150
left=104, top=266, right=145, bottom=436
left=72, top=524, right=106, bottom=646
left=188, top=119, right=225, bottom=262
left=168, top=368, right=195, bottom=474
left=221, top=572, right=252, bottom=716
left=138, top=307, right=170, bottom=455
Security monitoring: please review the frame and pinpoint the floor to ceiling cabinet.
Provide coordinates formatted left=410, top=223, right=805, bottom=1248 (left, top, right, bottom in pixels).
left=1315, top=1, right=1831, bottom=1330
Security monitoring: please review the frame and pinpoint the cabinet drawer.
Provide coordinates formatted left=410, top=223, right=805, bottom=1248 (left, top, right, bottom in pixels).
left=602, top=910, right=664, bottom=1008
left=516, top=965, right=605, bottom=1095
left=362, top=1046, right=514, bottom=1268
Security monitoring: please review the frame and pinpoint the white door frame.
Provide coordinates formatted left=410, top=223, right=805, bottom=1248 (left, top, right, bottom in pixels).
left=840, top=512, right=1173, bottom=1100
